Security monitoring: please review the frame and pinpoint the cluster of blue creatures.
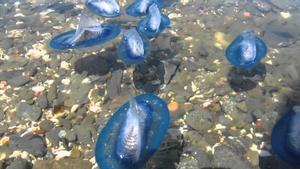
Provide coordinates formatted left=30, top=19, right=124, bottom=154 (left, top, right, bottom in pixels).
left=49, top=0, right=300, bottom=167
left=50, top=0, right=171, bottom=169
left=50, top=0, right=170, bottom=65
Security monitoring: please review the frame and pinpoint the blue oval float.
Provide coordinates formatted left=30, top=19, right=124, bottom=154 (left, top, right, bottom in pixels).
left=225, top=30, right=267, bottom=68
left=117, top=28, right=151, bottom=64
left=271, top=106, right=300, bottom=166
left=85, top=0, right=121, bottom=18
left=49, top=15, right=121, bottom=49
left=95, top=93, right=170, bottom=169
left=126, top=0, right=163, bottom=17
left=137, top=3, right=170, bottom=37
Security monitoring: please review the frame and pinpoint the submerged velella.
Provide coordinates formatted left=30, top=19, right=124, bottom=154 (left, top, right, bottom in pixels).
left=271, top=106, right=300, bottom=166
left=225, top=30, right=267, bottom=68
left=49, top=15, right=120, bottom=49
left=117, top=28, right=151, bottom=64
left=95, top=93, right=170, bottom=169
left=137, top=3, right=170, bottom=37
left=126, top=0, right=163, bottom=17
left=85, top=0, right=121, bottom=18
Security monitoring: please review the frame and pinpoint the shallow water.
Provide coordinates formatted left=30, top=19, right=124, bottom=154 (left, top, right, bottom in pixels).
left=0, top=0, right=300, bottom=169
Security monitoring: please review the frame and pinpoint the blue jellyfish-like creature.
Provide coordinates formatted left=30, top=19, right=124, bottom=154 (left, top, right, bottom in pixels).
left=49, top=15, right=120, bottom=49
left=225, top=30, right=267, bottom=68
left=117, top=28, right=151, bottom=64
left=137, top=3, right=170, bottom=37
left=85, top=0, right=121, bottom=18
left=95, top=93, right=170, bottom=169
left=126, top=0, right=163, bottom=17
left=271, top=106, right=300, bottom=166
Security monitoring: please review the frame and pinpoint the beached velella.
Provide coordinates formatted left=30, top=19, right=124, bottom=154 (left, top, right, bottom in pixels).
left=50, top=15, right=120, bottom=49
left=117, top=28, right=151, bottom=64
left=126, top=0, right=163, bottom=17
left=95, top=93, right=170, bottom=169
left=271, top=106, right=300, bottom=165
left=225, top=30, right=267, bottom=68
left=85, top=0, right=120, bottom=18
left=137, top=3, right=170, bottom=37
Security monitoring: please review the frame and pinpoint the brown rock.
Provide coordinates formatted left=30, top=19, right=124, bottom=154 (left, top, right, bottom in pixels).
left=33, top=159, right=92, bottom=169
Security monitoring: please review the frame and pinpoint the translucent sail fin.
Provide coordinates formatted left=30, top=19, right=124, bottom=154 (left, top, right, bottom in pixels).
left=78, top=14, right=101, bottom=28
left=240, top=30, right=256, bottom=63
left=87, top=0, right=120, bottom=15
left=115, top=98, right=148, bottom=163
left=125, top=29, right=145, bottom=57
left=63, top=15, right=103, bottom=45
left=136, top=0, right=152, bottom=13
left=147, top=4, right=161, bottom=32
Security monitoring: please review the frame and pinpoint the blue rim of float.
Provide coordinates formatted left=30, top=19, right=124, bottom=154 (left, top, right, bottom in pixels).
left=271, top=111, right=300, bottom=166
left=125, top=0, right=164, bottom=17
left=137, top=14, right=170, bottom=37
left=225, top=35, right=267, bottom=68
left=49, top=24, right=121, bottom=49
left=95, top=93, right=170, bottom=169
left=117, top=33, right=151, bottom=64
left=85, top=1, right=121, bottom=18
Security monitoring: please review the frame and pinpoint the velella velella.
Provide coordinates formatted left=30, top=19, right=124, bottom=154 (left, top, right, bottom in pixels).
left=95, top=93, right=170, bottom=169
left=85, top=0, right=121, bottom=18
left=117, top=28, right=151, bottom=64
left=126, top=0, right=163, bottom=17
left=137, top=3, right=170, bottom=37
left=49, top=15, right=121, bottom=49
left=225, top=30, right=267, bottom=68
left=271, top=106, right=300, bottom=166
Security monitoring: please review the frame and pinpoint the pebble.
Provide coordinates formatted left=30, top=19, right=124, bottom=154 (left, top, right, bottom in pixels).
left=0, top=136, right=9, bottom=146
left=185, top=109, right=214, bottom=133
left=269, top=0, right=298, bottom=10
left=74, top=125, right=92, bottom=145
left=55, top=150, right=71, bottom=159
left=168, top=101, right=180, bottom=113
left=214, top=31, right=229, bottom=49
left=213, top=145, right=252, bottom=169
left=245, top=149, right=259, bottom=166
left=107, top=70, right=123, bottom=99
left=183, top=145, right=211, bottom=168
left=162, top=60, right=180, bottom=85
left=280, top=11, right=291, bottom=19
left=177, top=155, right=199, bottom=169
left=46, top=127, right=63, bottom=147
left=0, top=145, right=12, bottom=160
left=18, top=89, right=35, bottom=101
left=0, top=124, right=8, bottom=137
left=264, top=20, right=298, bottom=47
left=0, top=70, right=23, bottom=81
left=39, top=120, right=54, bottom=132
left=24, top=60, right=40, bottom=77
left=253, top=0, right=272, bottom=13
left=36, top=93, right=48, bottom=109
left=16, top=102, right=42, bottom=121
left=59, top=119, right=72, bottom=129
left=47, top=81, right=58, bottom=103
left=7, top=75, right=30, bottom=87
left=68, top=75, right=92, bottom=106
left=33, top=158, right=92, bottom=169
left=65, top=129, right=77, bottom=142
left=9, top=134, right=47, bottom=157
left=6, top=158, right=32, bottom=169
left=236, top=101, right=247, bottom=112
left=70, top=147, right=81, bottom=158
left=0, top=111, right=4, bottom=121
left=74, top=55, right=109, bottom=76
